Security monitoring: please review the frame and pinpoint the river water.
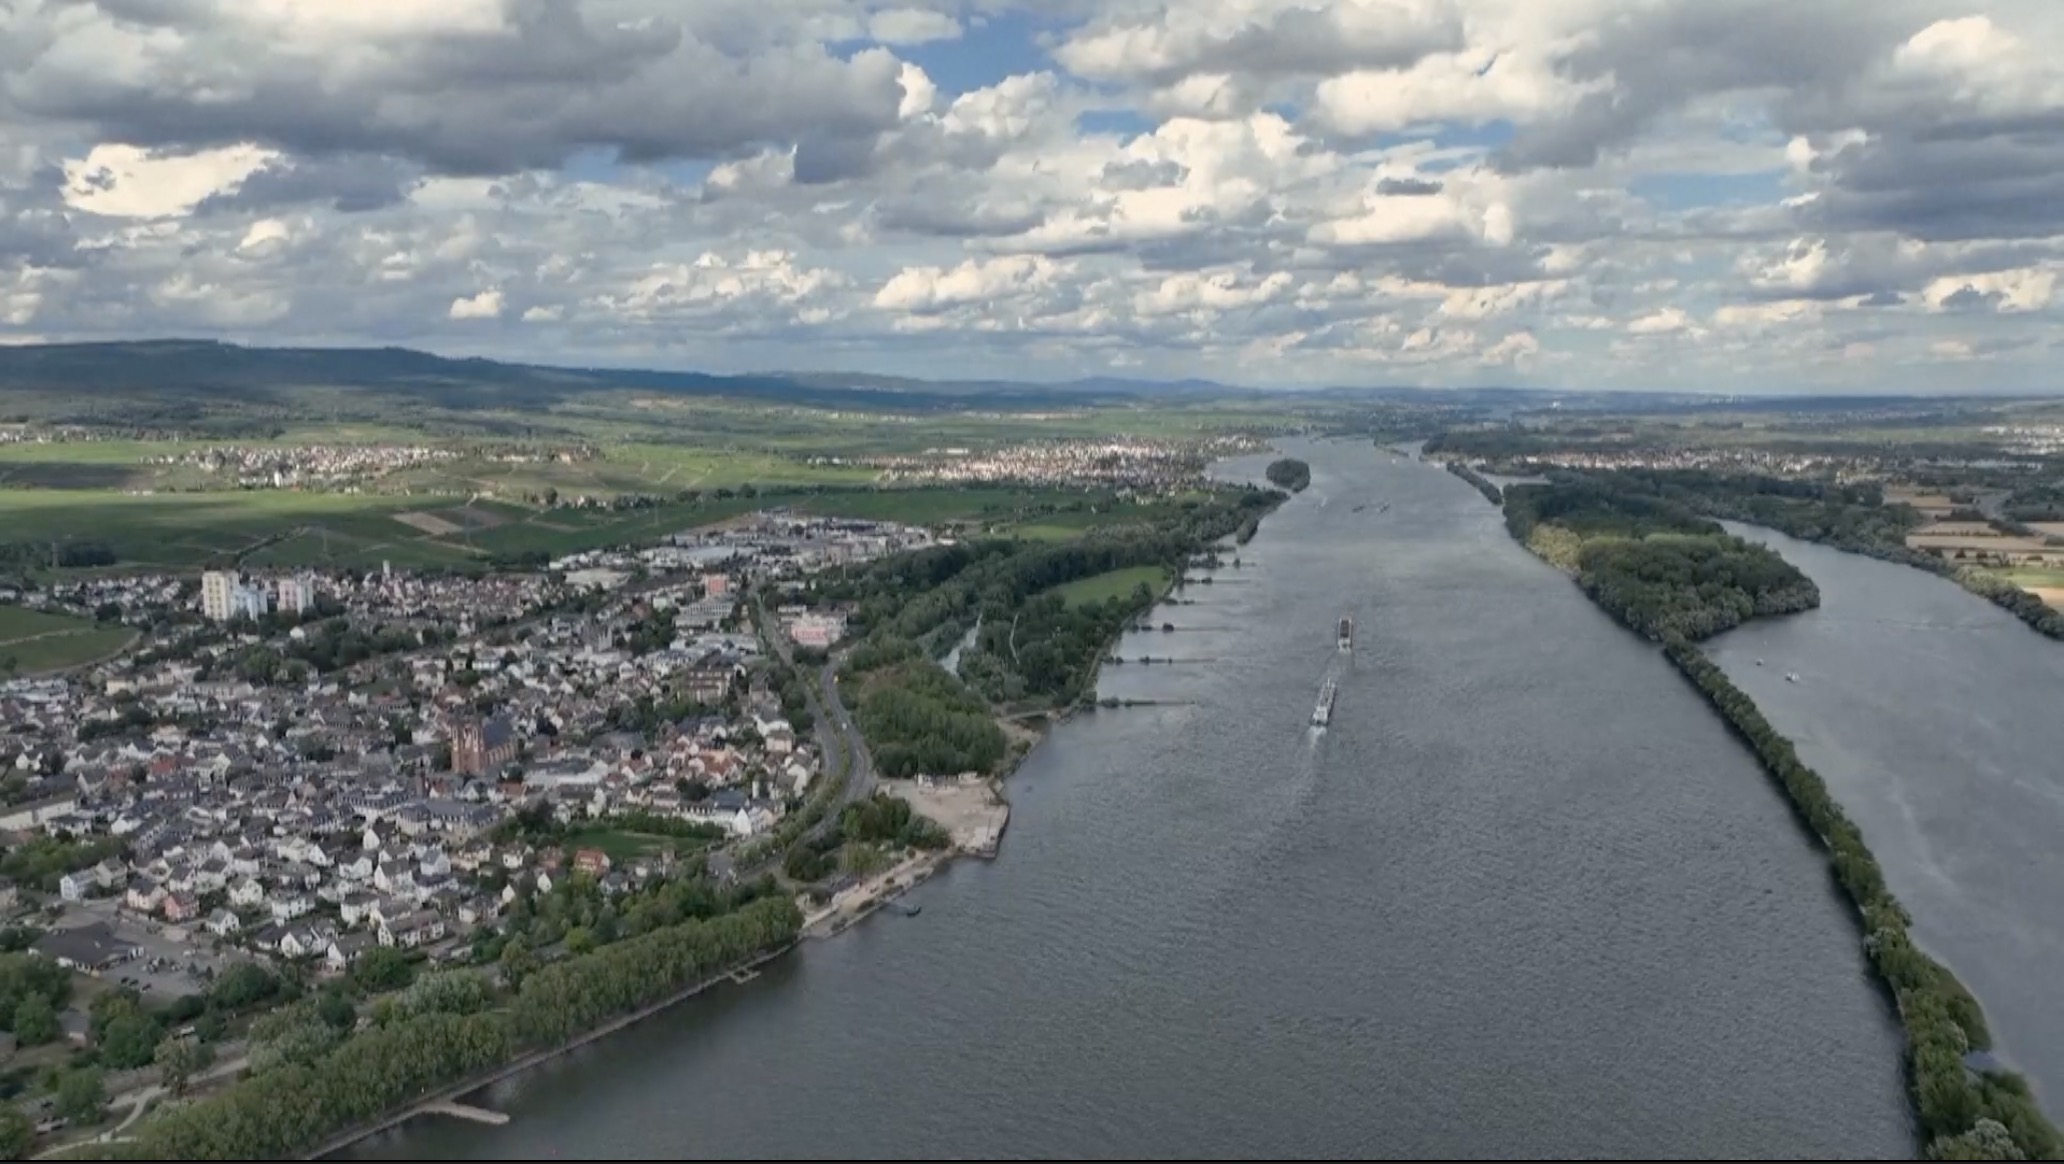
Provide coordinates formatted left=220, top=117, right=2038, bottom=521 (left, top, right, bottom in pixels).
left=1710, top=523, right=2064, bottom=1106
left=350, top=440, right=1911, bottom=1160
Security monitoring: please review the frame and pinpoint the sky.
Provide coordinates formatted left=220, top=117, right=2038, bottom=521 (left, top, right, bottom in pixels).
left=2, top=1, right=2063, bottom=394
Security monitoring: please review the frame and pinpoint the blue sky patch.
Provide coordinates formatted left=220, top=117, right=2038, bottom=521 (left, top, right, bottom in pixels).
left=1630, top=169, right=1788, bottom=210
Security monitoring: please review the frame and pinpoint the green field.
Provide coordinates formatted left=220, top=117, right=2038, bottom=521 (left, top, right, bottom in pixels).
left=1050, top=565, right=1173, bottom=606
left=0, top=482, right=1142, bottom=575
left=0, top=605, right=136, bottom=673
left=560, top=826, right=710, bottom=863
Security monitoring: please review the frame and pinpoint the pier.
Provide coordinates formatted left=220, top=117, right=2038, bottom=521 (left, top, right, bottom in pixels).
left=422, top=1101, right=510, bottom=1126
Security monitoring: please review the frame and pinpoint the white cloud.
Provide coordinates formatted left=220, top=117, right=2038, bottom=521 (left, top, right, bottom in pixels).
left=868, top=9, right=964, bottom=46
left=449, top=289, right=505, bottom=320
left=1627, top=307, right=1692, bottom=335
left=62, top=143, right=280, bottom=219
left=3, top=1, right=2064, bottom=390
left=876, top=255, right=1065, bottom=314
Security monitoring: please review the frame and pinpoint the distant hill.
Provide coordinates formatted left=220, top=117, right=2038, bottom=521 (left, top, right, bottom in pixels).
left=0, top=339, right=1966, bottom=432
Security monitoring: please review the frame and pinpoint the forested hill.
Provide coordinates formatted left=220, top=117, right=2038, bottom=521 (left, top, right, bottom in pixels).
left=0, top=340, right=1198, bottom=421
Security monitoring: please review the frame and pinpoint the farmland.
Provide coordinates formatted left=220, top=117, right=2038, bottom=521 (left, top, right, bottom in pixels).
left=0, top=481, right=1163, bottom=576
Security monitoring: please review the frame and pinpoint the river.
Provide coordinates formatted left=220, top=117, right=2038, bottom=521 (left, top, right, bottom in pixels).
left=1709, top=523, right=2064, bottom=1106
left=349, top=440, right=1911, bottom=1160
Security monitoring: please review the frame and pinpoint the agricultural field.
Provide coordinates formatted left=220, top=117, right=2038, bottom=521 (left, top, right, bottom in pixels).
left=0, top=480, right=1148, bottom=577
left=0, top=605, right=136, bottom=674
left=1050, top=565, right=1174, bottom=607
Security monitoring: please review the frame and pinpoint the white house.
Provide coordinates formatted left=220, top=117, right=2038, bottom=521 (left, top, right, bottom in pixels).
left=269, top=895, right=313, bottom=922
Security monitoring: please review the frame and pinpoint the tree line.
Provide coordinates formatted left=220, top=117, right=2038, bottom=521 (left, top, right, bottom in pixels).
left=122, top=896, right=800, bottom=1160
left=1663, top=639, right=2059, bottom=1161
left=1444, top=460, right=1503, bottom=505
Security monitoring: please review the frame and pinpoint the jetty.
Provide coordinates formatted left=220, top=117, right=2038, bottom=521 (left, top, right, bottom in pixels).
left=422, top=1101, right=510, bottom=1126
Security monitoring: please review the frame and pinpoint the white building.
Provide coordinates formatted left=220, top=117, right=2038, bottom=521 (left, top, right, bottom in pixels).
left=200, top=571, right=235, bottom=621
left=230, top=583, right=268, bottom=620
left=276, top=574, right=316, bottom=615
left=201, top=571, right=269, bottom=622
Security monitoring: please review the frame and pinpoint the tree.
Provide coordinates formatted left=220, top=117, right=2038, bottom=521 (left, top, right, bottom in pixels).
left=53, top=1067, right=105, bottom=1125
left=156, top=1035, right=213, bottom=1096
left=0, top=1103, right=31, bottom=1160
left=499, top=936, right=536, bottom=990
left=350, top=946, right=416, bottom=994
left=314, top=989, right=357, bottom=1032
left=564, top=926, right=596, bottom=956
left=11, top=994, right=57, bottom=1046
left=97, top=1008, right=163, bottom=1070
left=207, top=961, right=280, bottom=1012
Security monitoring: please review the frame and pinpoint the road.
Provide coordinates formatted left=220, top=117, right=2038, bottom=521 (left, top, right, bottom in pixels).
left=749, top=595, right=875, bottom=860
left=34, top=1054, right=249, bottom=1159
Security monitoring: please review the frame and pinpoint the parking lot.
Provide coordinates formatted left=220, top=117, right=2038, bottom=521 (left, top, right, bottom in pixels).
left=53, top=903, right=233, bottom=998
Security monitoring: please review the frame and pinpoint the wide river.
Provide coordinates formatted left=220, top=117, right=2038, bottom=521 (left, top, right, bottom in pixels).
left=351, top=440, right=1912, bottom=1160
left=1711, top=523, right=2064, bottom=1106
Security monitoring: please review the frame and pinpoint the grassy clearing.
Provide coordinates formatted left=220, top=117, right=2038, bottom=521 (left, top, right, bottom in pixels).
left=0, top=605, right=93, bottom=639
left=560, top=827, right=707, bottom=863
left=1998, top=566, right=2064, bottom=588
left=0, top=605, right=135, bottom=672
left=1050, top=565, right=1173, bottom=607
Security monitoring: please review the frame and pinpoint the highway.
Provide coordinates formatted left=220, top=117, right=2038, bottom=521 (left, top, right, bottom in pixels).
left=749, top=594, right=876, bottom=860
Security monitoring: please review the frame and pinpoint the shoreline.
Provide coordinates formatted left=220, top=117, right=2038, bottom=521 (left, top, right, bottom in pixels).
left=302, top=943, right=796, bottom=1160
left=1470, top=466, right=2061, bottom=1158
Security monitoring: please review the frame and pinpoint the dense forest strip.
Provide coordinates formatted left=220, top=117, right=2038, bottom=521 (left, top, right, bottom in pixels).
left=1264, top=458, right=1310, bottom=493
left=1443, top=460, right=1502, bottom=506
left=1483, top=470, right=2060, bottom=1158
left=93, top=897, right=803, bottom=1161
left=1662, top=641, right=2060, bottom=1162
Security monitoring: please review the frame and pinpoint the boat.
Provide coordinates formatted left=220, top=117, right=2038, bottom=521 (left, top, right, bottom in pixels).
left=1338, top=615, right=1354, bottom=652
left=1311, top=678, right=1337, bottom=727
left=1785, top=672, right=1800, bottom=683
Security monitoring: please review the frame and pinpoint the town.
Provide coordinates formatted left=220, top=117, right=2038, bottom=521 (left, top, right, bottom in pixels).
left=862, top=435, right=1270, bottom=489
left=0, top=510, right=938, bottom=1142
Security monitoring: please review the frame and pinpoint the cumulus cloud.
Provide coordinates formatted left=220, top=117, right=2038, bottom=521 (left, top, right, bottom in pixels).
left=0, top=0, right=2060, bottom=389
left=449, top=289, right=504, bottom=320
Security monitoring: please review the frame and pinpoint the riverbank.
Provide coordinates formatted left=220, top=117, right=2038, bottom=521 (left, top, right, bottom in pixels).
left=298, top=943, right=798, bottom=1160
left=1476, top=470, right=2060, bottom=1158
